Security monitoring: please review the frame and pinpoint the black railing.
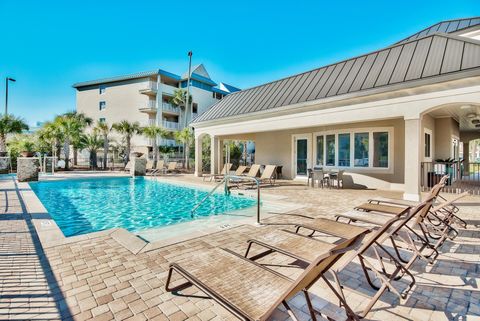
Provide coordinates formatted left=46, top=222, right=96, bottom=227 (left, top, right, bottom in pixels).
left=421, top=161, right=480, bottom=194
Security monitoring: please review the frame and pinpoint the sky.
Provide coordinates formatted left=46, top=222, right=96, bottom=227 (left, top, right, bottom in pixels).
left=0, top=0, right=478, bottom=126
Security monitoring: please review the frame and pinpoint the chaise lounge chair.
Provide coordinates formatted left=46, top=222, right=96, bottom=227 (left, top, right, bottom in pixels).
left=234, top=165, right=248, bottom=176
left=258, top=165, right=277, bottom=186
left=165, top=228, right=367, bottom=321
left=202, top=163, right=232, bottom=182
left=253, top=200, right=433, bottom=317
left=148, top=160, right=164, bottom=175
left=165, top=161, right=178, bottom=174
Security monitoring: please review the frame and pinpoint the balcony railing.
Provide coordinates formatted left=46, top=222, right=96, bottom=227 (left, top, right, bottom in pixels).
left=159, top=138, right=181, bottom=147
left=162, top=120, right=180, bottom=130
left=162, top=103, right=180, bottom=114
left=139, top=81, right=158, bottom=95
left=139, top=100, right=157, bottom=113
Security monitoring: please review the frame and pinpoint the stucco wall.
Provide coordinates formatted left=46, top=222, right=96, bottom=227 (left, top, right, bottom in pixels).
left=76, top=77, right=154, bottom=148
left=434, top=117, right=460, bottom=160
left=220, top=118, right=405, bottom=190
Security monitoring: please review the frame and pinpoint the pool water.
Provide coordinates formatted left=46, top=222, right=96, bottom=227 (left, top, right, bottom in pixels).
left=29, top=177, right=256, bottom=237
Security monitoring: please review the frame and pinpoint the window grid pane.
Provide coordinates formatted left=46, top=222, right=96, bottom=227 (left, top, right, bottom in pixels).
left=338, top=133, right=350, bottom=167
left=354, top=132, right=369, bottom=167
left=316, top=136, right=324, bottom=166
left=373, top=132, right=388, bottom=168
left=326, top=135, right=335, bottom=166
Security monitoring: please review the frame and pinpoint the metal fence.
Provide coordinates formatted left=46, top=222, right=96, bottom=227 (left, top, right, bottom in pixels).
left=421, top=161, right=480, bottom=194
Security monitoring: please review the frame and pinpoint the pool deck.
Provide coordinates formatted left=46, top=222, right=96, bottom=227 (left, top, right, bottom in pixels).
left=1, top=173, right=480, bottom=320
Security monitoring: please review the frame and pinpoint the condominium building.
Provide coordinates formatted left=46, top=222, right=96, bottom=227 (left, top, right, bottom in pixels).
left=73, top=64, right=239, bottom=154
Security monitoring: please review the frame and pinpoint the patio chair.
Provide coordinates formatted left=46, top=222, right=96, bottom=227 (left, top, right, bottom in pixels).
left=165, top=161, right=178, bottom=173
left=366, top=176, right=467, bottom=228
left=354, top=180, right=465, bottom=241
left=234, top=165, right=248, bottom=176
left=336, top=193, right=444, bottom=267
left=148, top=160, right=165, bottom=175
left=329, top=170, right=344, bottom=189
left=258, top=165, right=277, bottom=186
left=253, top=200, right=434, bottom=317
left=145, top=160, right=154, bottom=173
left=202, top=163, right=232, bottom=182
left=229, top=164, right=261, bottom=188
left=165, top=228, right=367, bottom=321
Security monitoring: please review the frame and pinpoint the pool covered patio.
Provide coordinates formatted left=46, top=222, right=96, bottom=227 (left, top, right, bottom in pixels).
left=1, top=173, right=480, bottom=321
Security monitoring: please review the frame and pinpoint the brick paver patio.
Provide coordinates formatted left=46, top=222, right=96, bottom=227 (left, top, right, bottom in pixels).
left=0, top=174, right=479, bottom=321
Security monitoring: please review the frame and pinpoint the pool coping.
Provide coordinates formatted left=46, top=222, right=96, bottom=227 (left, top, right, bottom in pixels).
left=23, top=174, right=304, bottom=253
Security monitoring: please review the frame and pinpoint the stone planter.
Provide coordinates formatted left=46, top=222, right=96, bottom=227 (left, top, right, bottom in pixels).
left=17, top=157, right=40, bottom=182
left=130, top=158, right=147, bottom=176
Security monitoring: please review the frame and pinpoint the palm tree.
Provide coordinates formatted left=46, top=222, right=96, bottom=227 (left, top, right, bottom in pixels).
left=37, top=121, right=63, bottom=158
left=0, top=114, right=29, bottom=155
left=112, top=120, right=141, bottom=164
left=68, top=112, right=92, bottom=166
left=141, top=125, right=167, bottom=167
left=94, top=121, right=110, bottom=169
left=55, top=112, right=92, bottom=170
left=80, top=133, right=104, bottom=169
left=170, top=89, right=192, bottom=127
left=174, top=127, right=194, bottom=170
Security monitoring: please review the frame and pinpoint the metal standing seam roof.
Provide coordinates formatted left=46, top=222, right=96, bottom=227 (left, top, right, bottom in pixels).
left=395, top=17, right=480, bottom=45
left=72, top=70, right=159, bottom=88
left=192, top=33, right=480, bottom=124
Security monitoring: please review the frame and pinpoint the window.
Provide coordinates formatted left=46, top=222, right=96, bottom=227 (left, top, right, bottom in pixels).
left=354, top=133, right=369, bottom=167
left=99, top=101, right=106, bottom=111
left=424, top=130, right=432, bottom=159
left=338, top=133, right=350, bottom=167
left=192, top=103, right=198, bottom=114
left=316, top=135, right=324, bottom=166
left=315, top=128, right=391, bottom=170
left=99, top=117, right=106, bottom=123
left=326, top=135, right=336, bottom=166
left=99, top=86, right=106, bottom=94
left=373, top=132, right=389, bottom=168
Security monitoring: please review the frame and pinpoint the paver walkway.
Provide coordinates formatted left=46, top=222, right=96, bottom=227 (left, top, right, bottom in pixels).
left=1, top=174, right=480, bottom=321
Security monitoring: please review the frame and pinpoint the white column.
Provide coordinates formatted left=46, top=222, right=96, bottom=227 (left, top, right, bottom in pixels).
left=194, top=135, right=203, bottom=177
left=210, top=136, right=220, bottom=175
left=404, top=118, right=422, bottom=201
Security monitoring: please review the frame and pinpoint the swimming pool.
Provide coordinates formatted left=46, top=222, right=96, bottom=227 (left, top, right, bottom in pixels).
left=29, top=177, right=256, bottom=237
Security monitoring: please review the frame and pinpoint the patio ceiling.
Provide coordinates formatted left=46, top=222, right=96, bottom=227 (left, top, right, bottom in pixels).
left=428, top=104, right=480, bottom=131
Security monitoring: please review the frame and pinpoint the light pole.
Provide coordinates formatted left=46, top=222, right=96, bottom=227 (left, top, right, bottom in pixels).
left=5, top=77, right=16, bottom=115
left=184, top=51, right=193, bottom=128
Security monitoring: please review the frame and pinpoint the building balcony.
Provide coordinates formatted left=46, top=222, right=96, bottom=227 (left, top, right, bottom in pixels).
left=159, top=138, right=181, bottom=147
left=139, top=81, right=158, bottom=96
left=162, top=120, right=180, bottom=131
left=162, top=103, right=180, bottom=115
left=139, top=100, right=157, bottom=114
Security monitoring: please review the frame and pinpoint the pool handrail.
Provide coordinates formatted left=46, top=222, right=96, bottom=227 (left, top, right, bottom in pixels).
left=191, top=175, right=261, bottom=224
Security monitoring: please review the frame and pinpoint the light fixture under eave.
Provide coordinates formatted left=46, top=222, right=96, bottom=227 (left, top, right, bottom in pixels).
left=467, top=113, right=477, bottom=119
left=473, top=119, right=480, bottom=124
left=461, top=105, right=471, bottom=110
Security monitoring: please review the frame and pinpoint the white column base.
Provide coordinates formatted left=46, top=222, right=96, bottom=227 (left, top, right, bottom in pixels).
left=403, top=192, right=421, bottom=202
left=194, top=171, right=202, bottom=177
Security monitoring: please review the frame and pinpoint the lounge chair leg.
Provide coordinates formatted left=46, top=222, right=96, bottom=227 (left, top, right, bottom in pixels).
left=303, top=290, right=318, bottom=321
left=321, top=275, right=360, bottom=321
left=282, top=301, right=300, bottom=321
